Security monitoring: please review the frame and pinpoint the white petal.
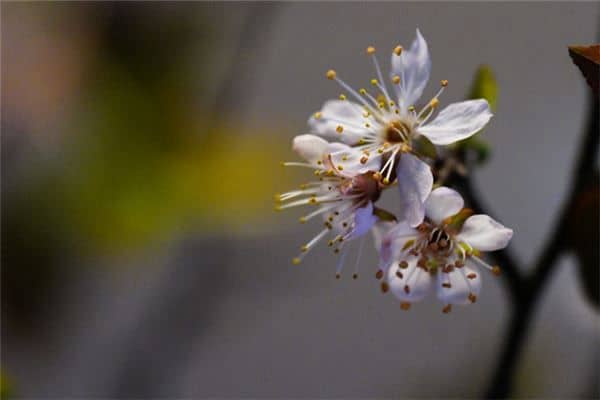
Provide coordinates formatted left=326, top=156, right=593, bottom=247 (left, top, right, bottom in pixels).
left=436, top=263, right=481, bottom=305
left=425, top=186, right=464, bottom=225
left=387, top=256, right=433, bottom=302
left=457, top=214, right=513, bottom=251
left=372, top=220, right=396, bottom=270
left=396, top=153, right=433, bottom=227
left=349, top=202, right=377, bottom=239
left=308, top=99, right=368, bottom=145
left=292, top=134, right=329, bottom=164
left=418, top=99, right=492, bottom=145
left=391, top=29, right=431, bottom=111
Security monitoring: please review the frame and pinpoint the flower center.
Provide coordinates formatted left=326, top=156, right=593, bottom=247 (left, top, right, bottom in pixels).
left=349, top=172, right=382, bottom=203
left=385, top=120, right=412, bottom=143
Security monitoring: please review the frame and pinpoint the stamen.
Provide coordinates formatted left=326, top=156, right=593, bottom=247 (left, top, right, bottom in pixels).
left=400, top=302, right=411, bottom=310
left=393, top=45, right=403, bottom=56
left=442, top=304, right=452, bottom=313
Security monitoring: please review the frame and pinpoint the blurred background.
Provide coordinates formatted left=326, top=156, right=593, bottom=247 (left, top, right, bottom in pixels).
left=1, top=2, right=598, bottom=398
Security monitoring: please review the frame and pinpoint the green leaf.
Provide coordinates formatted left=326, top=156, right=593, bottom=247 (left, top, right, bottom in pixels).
left=373, top=207, right=397, bottom=222
left=468, top=65, right=498, bottom=111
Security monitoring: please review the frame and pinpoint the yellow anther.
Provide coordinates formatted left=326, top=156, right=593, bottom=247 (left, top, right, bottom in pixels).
left=370, top=79, right=378, bottom=86
left=341, top=155, right=348, bottom=161
left=373, top=172, right=382, bottom=181
left=339, top=94, right=346, bottom=100
left=359, top=88, right=367, bottom=95
left=430, top=98, right=440, bottom=108
left=326, top=69, right=337, bottom=80
left=492, top=266, right=501, bottom=276
left=337, top=165, right=344, bottom=171
left=400, top=143, right=411, bottom=153
left=292, top=257, right=301, bottom=265
left=274, top=193, right=281, bottom=202
left=358, top=139, right=366, bottom=145
left=389, top=101, right=395, bottom=106
left=392, top=75, right=401, bottom=85
left=400, top=302, right=411, bottom=311
left=408, top=105, right=416, bottom=112
left=366, top=46, right=376, bottom=55
left=393, top=45, right=403, bottom=56
left=382, top=178, right=390, bottom=185
left=360, top=156, right=368, bottom=164
left=314, top=111, right=322, bottom=119
left=336, top=125, right=344, bottom=133
left=441, top=79, right=449, bottom=87
left=378, top=102, right=385, bottom=109
left=274, top=205, right=281, bottom=211
left=299, top=217, right=307, bottom=223
left=301, top=245, right=308, bottom=252
left=365, top=123, right=371, bottom=128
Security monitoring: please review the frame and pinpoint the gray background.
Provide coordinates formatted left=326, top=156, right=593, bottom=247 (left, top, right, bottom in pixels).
left=2, top=2, right=599, bottom=398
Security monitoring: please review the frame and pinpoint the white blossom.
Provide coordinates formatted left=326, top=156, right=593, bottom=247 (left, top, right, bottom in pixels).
left=309, top=29, right=492, bottom=227
left=276, top=134, right=382, bottom=277
left=374, top=187, right=513, bottom=312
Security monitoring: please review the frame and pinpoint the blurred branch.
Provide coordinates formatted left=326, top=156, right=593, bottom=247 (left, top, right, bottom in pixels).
left=208, top=3, right=284, bottom=122
left=483, top=92, right=599, bottom=399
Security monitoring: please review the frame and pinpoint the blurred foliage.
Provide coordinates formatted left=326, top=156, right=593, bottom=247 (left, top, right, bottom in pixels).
left=0, top=371, right=14, bottom=400
left=454, top=65, right=498, bottom=164
left=1, top=3, right=293, bottom=329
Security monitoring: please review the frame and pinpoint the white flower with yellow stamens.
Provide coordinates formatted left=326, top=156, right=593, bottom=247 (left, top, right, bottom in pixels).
left=276, top=134, right=382, bottom=278
left=373, top=187, right=513, bottom=312
left=309, top=29, right=493, bottom=227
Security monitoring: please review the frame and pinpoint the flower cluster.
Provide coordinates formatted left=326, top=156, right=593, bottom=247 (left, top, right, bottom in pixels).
left=276, top=30, right=513, bottom=312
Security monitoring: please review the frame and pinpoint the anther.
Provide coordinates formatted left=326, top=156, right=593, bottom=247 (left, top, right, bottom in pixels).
left=335, top=273, right=341, bottom=279
left=336, top=125, right=344, bottom=133
left=441, top=79, right=448, bottom=87
left=382, top=178, right=390, bottom=185
left=396, top=270, right=404, bottom=279
left=370, top=79, right=378, bottom=86
left=492, top=266, right=501, bottom=276
left=314, top=112, right=322, bottom=119
left=442, top=283, right=452, bottom=288
left=375, top=270, right=384, bottom=280
left=359, top=88, right=367, bottom=95
left=400, top=302, right=411, bottom=310
left=339, top=94, right=347, bottom=101
left=399, top=261, right=409, bottom=269
left=404, top=285, right=410, bottom=294
left=392, top=75, right=401, bottom=85
left=366, top=46, right=376, bottom=55
left=372, top=172, right=382, bottom=181
left=301, top=245, right=308, bottom=252
left=337, top=165, right=343, bottom=171
left=467, top=273, right=477, bottom=280
left=393, top=45, right=403, bottom=56
left=408, top=105, right=416, bottom=112
left=299, top=217, right=307, bottom=224
left=442, top=304, right=452, bottom=314
left=352, top=273, right=358, bottom=280
left=455, top=260, right=464, bottom=268
left=381, top=282, right=389, bottom=293
left=430, top=98, right=440, bottom=108
left=326, top=69, right=337, bottom=80
left=468, top=293, right=477, bottom=303
left=360, top=156, right=369, bottom=164
left=292, top=257, right=301, bottom=265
